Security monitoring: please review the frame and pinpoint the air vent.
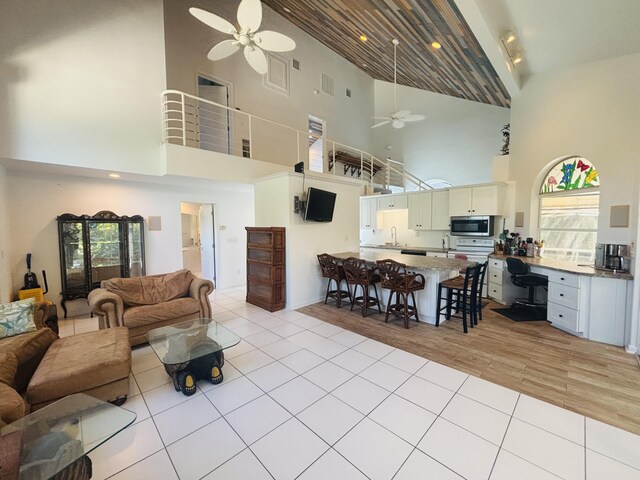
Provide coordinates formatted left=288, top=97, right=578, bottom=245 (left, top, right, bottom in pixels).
left=292, top=59, right=300, bottom=70
left=321, top=73, right=334, bottom=96
left=346, top=88, right=352, bottom=98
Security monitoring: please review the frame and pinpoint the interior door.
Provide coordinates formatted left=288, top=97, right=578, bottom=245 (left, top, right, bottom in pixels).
left=197, top=79, right=230, bottom=154
left=198, top=204, right=216, bottom=284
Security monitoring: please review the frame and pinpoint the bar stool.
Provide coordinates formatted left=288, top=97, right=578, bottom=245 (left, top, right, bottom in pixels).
left=376, top=259, right=425, bottom=329
left=435, top=264, right=479, bottom=333
left=317, top=253, right=351, bottom=308
left=342, top=257, right=382, bottom=317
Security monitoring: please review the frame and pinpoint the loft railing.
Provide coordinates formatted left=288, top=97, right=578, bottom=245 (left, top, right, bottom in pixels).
left=161, top=90, right=431, bottom=191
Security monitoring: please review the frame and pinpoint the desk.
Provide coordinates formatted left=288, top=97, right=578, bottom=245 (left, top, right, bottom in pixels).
left=331, top=250, right=474, bottom=325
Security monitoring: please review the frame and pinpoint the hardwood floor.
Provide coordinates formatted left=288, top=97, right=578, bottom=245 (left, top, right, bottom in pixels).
left=298, top=299, right=640, bottom=435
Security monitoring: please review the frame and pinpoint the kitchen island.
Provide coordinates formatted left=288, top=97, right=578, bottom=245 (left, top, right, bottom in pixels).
left=331, top=250, right=474, bottom=325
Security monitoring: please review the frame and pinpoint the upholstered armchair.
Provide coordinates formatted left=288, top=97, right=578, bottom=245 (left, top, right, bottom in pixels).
left=88, top=269, right=213, bottom=346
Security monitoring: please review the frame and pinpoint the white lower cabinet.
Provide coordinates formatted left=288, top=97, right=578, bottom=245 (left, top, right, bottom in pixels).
left=487, top=258, right=519, bottom=305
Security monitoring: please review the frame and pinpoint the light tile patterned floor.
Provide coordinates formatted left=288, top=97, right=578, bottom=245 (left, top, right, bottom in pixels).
left=63, top=287, right=640, bottom=479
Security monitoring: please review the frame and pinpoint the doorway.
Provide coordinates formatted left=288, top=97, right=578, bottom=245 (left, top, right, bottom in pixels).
left=180, top=202, right=216, bottom=285
left=197, top=75, right=231, bottom=154
left=308, top=114, right=324, bottom=172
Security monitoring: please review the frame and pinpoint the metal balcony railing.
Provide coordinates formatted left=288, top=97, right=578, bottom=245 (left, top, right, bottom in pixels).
left=162, top=90, right=431, bottom=191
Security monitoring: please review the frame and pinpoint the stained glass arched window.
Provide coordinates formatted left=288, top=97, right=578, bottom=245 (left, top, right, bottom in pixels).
left=540, top=157, right=599, bottom=194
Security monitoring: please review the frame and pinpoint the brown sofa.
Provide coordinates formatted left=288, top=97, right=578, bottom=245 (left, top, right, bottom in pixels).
left=88, top=269, right=214, bottom=346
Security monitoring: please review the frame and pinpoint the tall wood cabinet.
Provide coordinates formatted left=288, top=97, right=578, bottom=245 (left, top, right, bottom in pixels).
left=245, top=227, right=286, bottom=312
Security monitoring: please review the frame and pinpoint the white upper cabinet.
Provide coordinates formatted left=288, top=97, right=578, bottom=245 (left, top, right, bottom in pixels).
left=449, top=184, right=503, bottom=216
left=407, top=192, right=432, bottom=230
left=377, top=194, right=407, bottom=211
left=431, top=190, right=450, bottom=230
left=360, top=197, right=378, bottom=229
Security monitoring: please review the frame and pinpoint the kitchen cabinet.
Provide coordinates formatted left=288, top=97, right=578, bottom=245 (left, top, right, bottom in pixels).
left=377, top=194, right=407, bottom=211
left=408, top=192, right=432, bottom=230
left=360, top=197, right=378, bottom=229
left=449, top=184, right=503, bottom=216
left=431, top=190, right=450, bottom=230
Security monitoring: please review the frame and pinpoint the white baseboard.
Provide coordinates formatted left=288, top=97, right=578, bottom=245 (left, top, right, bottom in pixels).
left=625, top=344, right=638, bottom=354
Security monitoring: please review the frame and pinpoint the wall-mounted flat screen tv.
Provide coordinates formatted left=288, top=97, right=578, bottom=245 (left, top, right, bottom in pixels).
left=303, top=187, right=337, bottom=222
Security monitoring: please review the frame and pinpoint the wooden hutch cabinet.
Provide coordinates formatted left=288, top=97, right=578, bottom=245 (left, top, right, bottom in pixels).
left=57, top=210, right=145, bottom=317
left=245, top=227, right=286, bottom=312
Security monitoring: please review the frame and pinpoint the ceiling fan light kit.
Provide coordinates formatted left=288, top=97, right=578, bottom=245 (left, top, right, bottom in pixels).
left=371, top=39, right=425, bottom=130
left=500, top=31, right=524, bottom=68
left=190, top=0, right=296, bottom=75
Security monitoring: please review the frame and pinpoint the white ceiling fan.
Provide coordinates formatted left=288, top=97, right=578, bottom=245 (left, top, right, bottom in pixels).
left=372, top=39, right=425, bottom=129
left=189, top=0, right=296, bottom=75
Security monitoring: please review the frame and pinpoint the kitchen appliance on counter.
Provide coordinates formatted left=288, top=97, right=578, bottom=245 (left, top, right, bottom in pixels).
left=595, top=243, right=630, bottom=272
left=450, top=216, right=494, bottom=237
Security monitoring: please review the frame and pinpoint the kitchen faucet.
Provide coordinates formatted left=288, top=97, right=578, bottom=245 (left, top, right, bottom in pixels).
left=391, top=226, right=398, bottom=246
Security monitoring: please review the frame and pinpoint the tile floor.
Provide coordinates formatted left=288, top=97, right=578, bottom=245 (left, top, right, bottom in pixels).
left=61, top=287, right=640, bottom=479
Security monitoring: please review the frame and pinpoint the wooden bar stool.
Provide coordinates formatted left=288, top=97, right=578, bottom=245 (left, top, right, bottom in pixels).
left=317, top=253, right=351, bottom=308
left=376, top=259, right=425, bottom=329
left=342, top=257, right=382, bottom=317
left=435, top=264, right=479, bottom=333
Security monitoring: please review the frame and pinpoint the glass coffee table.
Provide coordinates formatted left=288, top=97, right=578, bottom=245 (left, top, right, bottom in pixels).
left=0, top=393, right=136, bottom=480
left=146, top=318, right=241, bottom=396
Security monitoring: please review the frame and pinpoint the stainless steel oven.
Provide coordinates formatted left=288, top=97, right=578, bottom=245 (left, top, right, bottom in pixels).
left=450, top=216, right=494, bottom=237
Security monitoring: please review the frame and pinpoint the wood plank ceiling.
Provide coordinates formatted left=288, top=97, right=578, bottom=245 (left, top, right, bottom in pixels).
left=262, top=0, right=511, bottom=107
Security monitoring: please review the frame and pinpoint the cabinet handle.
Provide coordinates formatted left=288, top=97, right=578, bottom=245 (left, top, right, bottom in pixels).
left=560, top=293, right=564, bottom=297
left=559, top=314, right=563, bottom=318
left=561, top=277, right=565, bottom=281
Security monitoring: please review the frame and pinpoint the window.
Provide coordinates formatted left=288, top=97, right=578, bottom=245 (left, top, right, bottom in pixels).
left=308, top=115, right=324, bottom=173
left=538, top=157, right=599, bottom=263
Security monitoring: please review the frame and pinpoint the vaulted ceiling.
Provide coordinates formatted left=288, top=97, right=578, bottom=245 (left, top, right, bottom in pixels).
left=262, top=0, right=511, bottom=107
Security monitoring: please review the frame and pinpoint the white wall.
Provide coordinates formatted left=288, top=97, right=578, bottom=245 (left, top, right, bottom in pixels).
left=163, top=0, right=375, bottom=155
left=254, top=172, right=360, bottom=309
left=0, top=165, right=12, bottom=302
left=373, top=81, right=510, bottom=185
left=0, top=0, right=167, bottom=175
left=509, top=53, right=640, bottom=247
left=6, top=170, right=254, bottom=314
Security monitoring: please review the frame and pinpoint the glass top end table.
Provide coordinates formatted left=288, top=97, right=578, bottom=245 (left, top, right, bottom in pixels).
left=0, top=393, right=136, bottom=480
left=145, top=318, right=241, bottom=396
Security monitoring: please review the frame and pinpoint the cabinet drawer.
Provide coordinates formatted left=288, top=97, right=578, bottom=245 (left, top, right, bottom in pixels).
left=489, top=258, right=504, bottom=270
left=548, top=283, right=580, bottom=309
left=548, top=302, right=580, bottom=331
left=488, top=282, right=503, bottom=300
left=547, top=270, right=580, bottom=288
left=488, top=268, right=503, bottom=284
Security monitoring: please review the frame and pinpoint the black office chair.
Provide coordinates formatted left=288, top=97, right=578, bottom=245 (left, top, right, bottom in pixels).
left=506, top=257, right=548, bottom=308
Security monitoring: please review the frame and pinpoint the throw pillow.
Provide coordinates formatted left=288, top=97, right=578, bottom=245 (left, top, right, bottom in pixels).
left=0, top=298, right=37, bottom=339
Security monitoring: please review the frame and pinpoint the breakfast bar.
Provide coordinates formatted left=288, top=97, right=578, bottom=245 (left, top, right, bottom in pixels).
left=331, top=250, right=473, bottom=325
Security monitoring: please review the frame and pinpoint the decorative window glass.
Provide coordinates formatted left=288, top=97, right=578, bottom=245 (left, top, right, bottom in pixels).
left=540, top=157, right=599, bottom=194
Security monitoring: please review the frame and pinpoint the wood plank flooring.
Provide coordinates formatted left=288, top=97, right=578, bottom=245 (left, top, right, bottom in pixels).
left=298, top=300, right=640, bottom=435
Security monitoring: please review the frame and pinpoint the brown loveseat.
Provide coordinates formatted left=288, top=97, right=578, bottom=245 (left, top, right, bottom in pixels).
left=88, top=269, right=214, bottom=345
left=0, top=302, right=56, bottom=427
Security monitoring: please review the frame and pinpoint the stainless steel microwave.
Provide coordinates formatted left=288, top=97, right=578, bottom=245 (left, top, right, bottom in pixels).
left=450, top=216, right=494, bottom=237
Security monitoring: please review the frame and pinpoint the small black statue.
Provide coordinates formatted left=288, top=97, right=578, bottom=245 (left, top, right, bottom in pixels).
left=500, top=123, right=510, bottom=155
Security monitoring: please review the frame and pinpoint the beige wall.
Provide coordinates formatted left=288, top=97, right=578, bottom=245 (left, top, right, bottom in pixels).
left=0, top=165, right=12, bottom=302
left=509, top=53, right=640, bottom=247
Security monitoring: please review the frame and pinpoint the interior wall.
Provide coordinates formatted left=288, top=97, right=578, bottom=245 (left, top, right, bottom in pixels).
left=254, top=172, right=360, bottom=309
left=6, top=170, right=254, bottom=314
left=163, top=0, right=375, bottom=155
left=509, top=53, right=640, bottom=248
left=0, top=165, right=12, bottom=302
left=373, top=81, right=510, bottom=185
left=0, top=0, right=167, bottom=175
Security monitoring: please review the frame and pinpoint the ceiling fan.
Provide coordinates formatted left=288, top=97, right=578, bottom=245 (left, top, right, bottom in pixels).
left=189, top=0, right=296, bottom=75
left=372, top=39, right=425, bottom=129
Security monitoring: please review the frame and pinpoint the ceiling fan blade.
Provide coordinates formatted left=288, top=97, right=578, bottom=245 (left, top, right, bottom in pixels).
left=394, top=110, right=411, bottom=118
left=372, top=116, right=392, bottom=120
left=237, top=0, right=262, bottom=32
left=189, top=8, right=236, bottom=34
left=254, top=31, right=296, bottom=52
left=207, top=40, right=240, bottom=61
left=371, top=121, right=391, bottom=129
left=403, top=114, right=426, bottom=123
left=244, top=46, right=268, bottom=74
left=392, top=119, right=405, bottom=129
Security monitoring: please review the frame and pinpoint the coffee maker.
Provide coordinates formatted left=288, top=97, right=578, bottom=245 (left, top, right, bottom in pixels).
left=595, top=244, right=629, bottom=272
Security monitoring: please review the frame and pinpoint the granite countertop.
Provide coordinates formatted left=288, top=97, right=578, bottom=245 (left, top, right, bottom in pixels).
left=360, top=244, right=449, bottom=254
left=490, top=254, right=634, bottom=280
left=332, top=250, right=471, bottom=272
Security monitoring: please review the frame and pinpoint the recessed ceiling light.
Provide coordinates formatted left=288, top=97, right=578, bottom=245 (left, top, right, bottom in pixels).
left=431, top=41, right=442, bottom=49
left=109, top=173, right=120, bottom=178
left=359, top=34, right=368, bottom=42
left=283, top=7, right=291, bottom=13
